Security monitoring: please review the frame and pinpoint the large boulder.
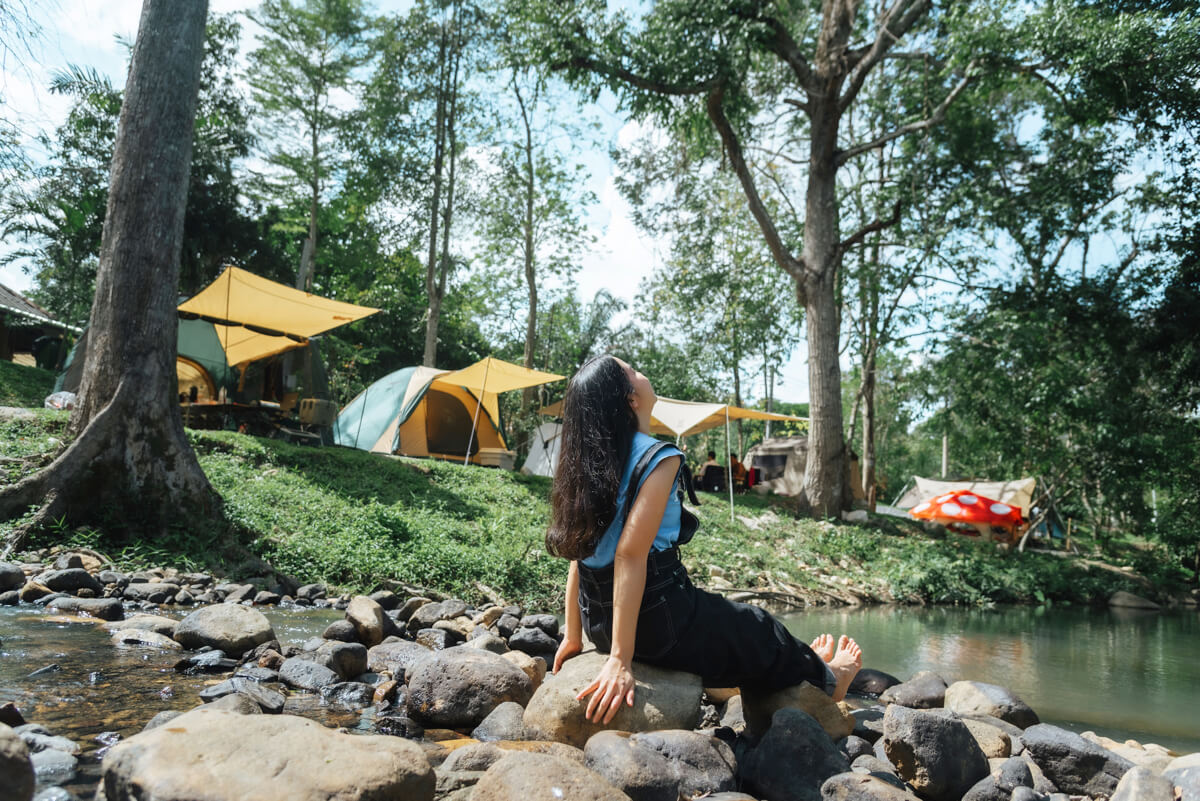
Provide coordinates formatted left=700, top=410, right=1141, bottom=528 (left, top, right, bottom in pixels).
left=882, top=705, right=989, bottom=801
left=1020, top=723, right=1133, bottom=797
left=879, top=671, right=947, bottom=709
left=173, top=604, right=276, bottom=657
left=40, top=568, right=103, bottom=595
left=472, top=702, right=530, bottom=742
left=45, top=596, right=124, bottom=621
left=1108, top=590, right=1160, bottom=609
left=742, top=681, right=855, bottom=740
left=850, top=668, right=902, bottom=697
left=944, top=681, right=1039, bottom=729
left=1165, top=752, right=1200, bottom=801
left=472, top=751, right=630, bottom=801
left=310, top=641, right=369, bottom=681
left=1111, top=765, right=1176, bottom=801
left=630, top=729, right=737, bottom=798
left=584, top=731, right=678, bottom=801
left=100, top=708, right=435, bottom=801
left=523, top=651, right=702, bottom=748
left=0, top=562, right=25, bottom=592
left=409, top=599, right=470, bottom=632
left=961, top=756, right=1034, bottom=801
left=0, top=722, right=35, bottom=801
left=407, top=646, right=534, bottom=729
left=742, top=708, right=849, bottom=801
left=367, top=639, right=432, bottom=680
left=279, top=657, right=340, bottom=692
left=346, top=595, right=386, bottom=647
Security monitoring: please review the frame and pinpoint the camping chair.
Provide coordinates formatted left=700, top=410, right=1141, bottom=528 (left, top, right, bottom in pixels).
left=699, top=464, right=726, bottom=493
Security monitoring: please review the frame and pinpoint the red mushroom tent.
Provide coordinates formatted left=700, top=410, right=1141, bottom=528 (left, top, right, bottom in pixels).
left=910, top=490, right=1025, bottom=543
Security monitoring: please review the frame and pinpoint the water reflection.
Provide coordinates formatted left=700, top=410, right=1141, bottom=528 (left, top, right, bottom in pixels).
left=781, top=605, right=1200, bottom=753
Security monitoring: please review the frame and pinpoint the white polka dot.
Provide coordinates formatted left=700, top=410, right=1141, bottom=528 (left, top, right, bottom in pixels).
left=941, top=502, right=964, bottom=516
left=935, top=494, right=953, bottom=503
left=990, top=503, right=1012, bottom=515
left=912, top=502, right=931, bottom=514
left=959, top=494, right=978, bottom=505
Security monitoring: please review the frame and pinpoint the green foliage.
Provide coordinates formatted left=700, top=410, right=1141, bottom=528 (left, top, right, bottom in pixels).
left=0, top=361, right=55, bottom=408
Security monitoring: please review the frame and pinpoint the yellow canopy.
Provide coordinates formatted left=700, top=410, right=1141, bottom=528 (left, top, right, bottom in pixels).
left=177, top=266, right=380, bottom=366
left=434, top=357, right=565, bottom=434
left=540, top=395, right=805, bottom=438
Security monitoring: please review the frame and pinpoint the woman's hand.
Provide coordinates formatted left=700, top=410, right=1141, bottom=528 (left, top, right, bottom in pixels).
left=576, top=655, right=635, bottom=724
left=552, top=637, right=583, bottom=674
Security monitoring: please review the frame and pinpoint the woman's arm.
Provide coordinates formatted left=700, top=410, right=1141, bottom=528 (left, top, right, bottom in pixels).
left=553, top=561, right=583, bottom=673
left=578, top=455, right=681, bottom=723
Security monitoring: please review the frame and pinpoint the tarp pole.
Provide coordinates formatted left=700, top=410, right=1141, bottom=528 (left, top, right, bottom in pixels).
left=725, top=407, right=734, bottom=523
left=464, top=358, right=491, bottom=465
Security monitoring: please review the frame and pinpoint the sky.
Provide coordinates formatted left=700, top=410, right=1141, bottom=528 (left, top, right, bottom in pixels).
left=0, top=1, right=815, bottom=403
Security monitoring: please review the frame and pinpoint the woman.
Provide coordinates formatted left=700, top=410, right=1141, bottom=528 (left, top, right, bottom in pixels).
left=546, top=355, right=862, bottom=724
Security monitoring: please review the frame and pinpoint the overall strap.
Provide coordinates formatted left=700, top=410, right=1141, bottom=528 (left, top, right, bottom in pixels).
left=620, top=441, right=679, bottom=523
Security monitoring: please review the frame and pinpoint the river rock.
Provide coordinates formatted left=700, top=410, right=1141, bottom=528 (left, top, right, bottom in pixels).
left=0, top=703, right=25, bottom=728
left=142, top=711, right=184, bottom=731
left=100, top=708, right=435, bottom=801
left=367, top=639, right=432, bottom=680
left=466, top=632, right=510, bottom=654
left=394, top=596, right=431, bottom=622
left=204, top=692, right=265, bottom=715
left=309, top=641, right=368, bottom=680
left=0, top=562, right=24, bottom=592
left=1, top=722, right=35, bottom=801
left=199, top=676, right=285, bottom=714
left=742, top=707, right=849, bottom=801
left=584, top=730, right=678, bottom=801
left=0, top=590, right=18, bottom=605
left=19, top=581, right=52, bottom=602
left=1108, top=590, right=1160, bottom=609
left=961, top=755, right=1034, bottom=801
left=883, top=705, right=989, bottom=801
left=1020, top=723, right=1133, bottom=797
left=945, top=681, right=1039, bottom=729
left=45, top=596, right=124, bottom=621
left=1110, top=765, right=1175, bottom=801
left=496, top=613, right=520, bottom=638
left=173, top=604, right=275, bottom=656
left=523, top=651, right=702, bottom=748
left=322, top=619, right=359, bottom=642
left=472, top=702, right=530, bottom=742
left=346, top=595, right=386, bottom=647
left=122, top=582, right=180, bottom=602
left=840, top=735, right=874, bottom=762
left=409, top=599, right=469, bottom=632
left=743, top=681, right=855, bottom=740
left=110, top=629, right=181, bottom=649
left=851, top=668, right=902, bottom=697
left=821, top=772, right=920, bottom=800
left=174, top=649, right=237, bottom=675
left=879, top=670, right=947, bottom=709
left=501, top=649, right=546, bottom=690
left=518, top=614, right=559, bottom=637
left=30, top=747, right=76, bottom=785
left=472, top=751, right=630, bottom=801
left=955, top=716, right=1012, bottom=759
left=508, top=626, right=558, bottom=657
left=320, top=682, right=376, bottom=709
left=442, top=742, right=506, bottom=772
left=416, top=627, right=463, bottom=650
left=279, top=656, right=340, bottom=692
left=1164, top=752, right=1200, bottom=800
left=102, top=614, right=177, bottom=637
left=41, top=568, right=102, bottom=595
left=407, top=647, right=533, bottom=729
left=630, top=729, right=737, bottom=798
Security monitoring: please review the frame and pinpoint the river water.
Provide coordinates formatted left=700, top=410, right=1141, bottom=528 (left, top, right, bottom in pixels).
left=1, top=603, right=1197, bottom=797
left=780, top=604, right=1200, bottom=754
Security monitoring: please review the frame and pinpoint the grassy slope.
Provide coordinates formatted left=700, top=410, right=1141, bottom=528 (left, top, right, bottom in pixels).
left=0, top=413, right=1181, bottom=610
left=0, top=360, right=55, bottom=407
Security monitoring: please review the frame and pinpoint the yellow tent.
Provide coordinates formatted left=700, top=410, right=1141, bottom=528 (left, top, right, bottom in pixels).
left=177, top=266, right=380, bottom=366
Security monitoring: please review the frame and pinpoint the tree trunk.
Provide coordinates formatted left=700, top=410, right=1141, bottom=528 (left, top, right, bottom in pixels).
left=800, top=105, right=846, bottom=517
left=862, top=345, right=877, bottom=511
left=517, top=81, right=537, bottom=412
left=1, top=0, right=216, bottom=556
left=422, top=18, right=450, bottom=367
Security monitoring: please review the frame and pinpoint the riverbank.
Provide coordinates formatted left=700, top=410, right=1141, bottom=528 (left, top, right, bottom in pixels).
left=1, top=409, right=1194, bottom=611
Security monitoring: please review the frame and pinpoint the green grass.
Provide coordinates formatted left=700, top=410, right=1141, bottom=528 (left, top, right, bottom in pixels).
left=0, top=412, right=1186, bottom=610
left=0, top=360, right=56, bottom=407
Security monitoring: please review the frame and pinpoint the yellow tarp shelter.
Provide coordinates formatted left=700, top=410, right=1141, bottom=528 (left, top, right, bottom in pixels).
left=177, top=266, right=380, bottom=366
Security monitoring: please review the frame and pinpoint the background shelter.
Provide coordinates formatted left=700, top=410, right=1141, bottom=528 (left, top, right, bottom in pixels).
left=745, top=436, right=865, bottom=501
left=1, top=283, right=79, bottom=368
left=333, top=357, right=564, bottom=467
left=893, top=476, right=1037, bottom=516
left=521, top=421, right=563, bottom=478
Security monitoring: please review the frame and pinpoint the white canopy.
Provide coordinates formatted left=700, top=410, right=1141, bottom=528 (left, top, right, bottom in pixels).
left=894, top=476, right=1038, bottom=516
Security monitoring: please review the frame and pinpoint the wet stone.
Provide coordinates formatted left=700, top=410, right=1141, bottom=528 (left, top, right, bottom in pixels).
left=30, top=748, right=77, bottom=786
left=199, top=676, right=285, bottom=713
left=233, top=666, right=279, bottom=683
left=415, top=627, right=462, bottom=650
left=174, top=650, right=237, bottom=675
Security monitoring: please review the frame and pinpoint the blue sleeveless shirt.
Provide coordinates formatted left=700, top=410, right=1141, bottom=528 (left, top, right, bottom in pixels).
left=581, top=432, right=684, bottom=569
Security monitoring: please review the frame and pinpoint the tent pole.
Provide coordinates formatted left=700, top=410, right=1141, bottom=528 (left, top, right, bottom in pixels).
left=725, top=407, right=734, bottom=523
left=464, top=358, right=491, bottom=465
left=354, top=383, right=369, bottom=449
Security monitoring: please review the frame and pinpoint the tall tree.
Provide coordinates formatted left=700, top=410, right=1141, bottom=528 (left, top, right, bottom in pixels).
left=524, top=0, right=1199, bottom=517
left=246, top=0, right=373, bottom=291
left=1, top=0, right=215, bottom=553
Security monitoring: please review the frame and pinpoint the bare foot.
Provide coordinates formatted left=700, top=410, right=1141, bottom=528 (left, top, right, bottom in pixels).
left=809, top=633, right=835, bottom=663
left=828, top=635, right=862, bottom=702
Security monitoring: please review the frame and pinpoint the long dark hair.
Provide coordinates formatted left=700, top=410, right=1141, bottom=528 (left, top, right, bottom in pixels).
left=546, top=355, right=638, bottom=560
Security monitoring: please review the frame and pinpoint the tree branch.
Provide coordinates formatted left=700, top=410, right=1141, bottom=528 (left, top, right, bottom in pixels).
left=840, top=0, right=932, bottom=112
left=836, top=65, right=975, bottom=167
left=840, top=201, right=902, bottom=254
left=552, top=55, right=719, bottom=96
left=705, top=84, right=808, bottom=295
